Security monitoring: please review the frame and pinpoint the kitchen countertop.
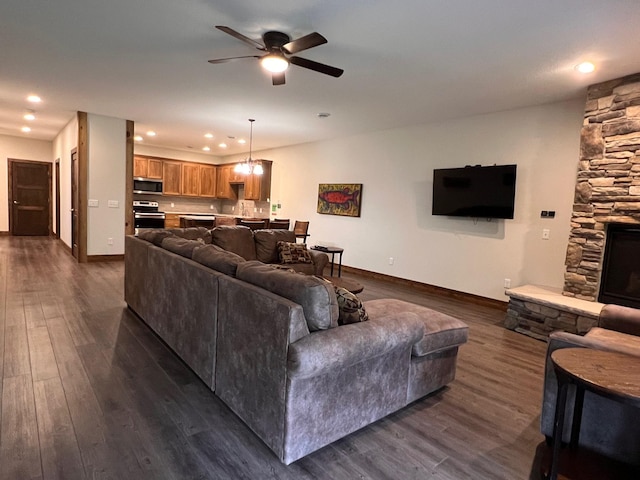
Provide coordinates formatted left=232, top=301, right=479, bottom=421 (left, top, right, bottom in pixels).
left=165, top=212, right=268, bottom=218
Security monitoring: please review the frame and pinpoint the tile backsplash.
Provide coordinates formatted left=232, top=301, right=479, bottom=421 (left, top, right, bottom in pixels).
left=134, top=191, right=270, bottom=218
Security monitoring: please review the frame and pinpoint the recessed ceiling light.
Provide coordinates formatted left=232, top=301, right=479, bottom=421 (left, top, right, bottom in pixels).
left=218, top=143, right=227, bottom=148
left=146, top=131, right=156, bottom=137
left=204, top=133, right=214, bottom=139
left=134, top=135, right=143, bottom=142
left=575, top=62, right=595, bottom=74
left=238, top=139, right=246, bottom=144
left=24, top=112, right=36, bottom=121
left=202, top=146, right=211, bottom=152
left=27, top=95, right=41, bottom=103
left=21, top=126, right=31, bottom=133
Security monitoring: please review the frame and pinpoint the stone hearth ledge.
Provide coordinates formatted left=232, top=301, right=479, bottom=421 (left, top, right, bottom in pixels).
left=504, top=285, right=604, bottom=341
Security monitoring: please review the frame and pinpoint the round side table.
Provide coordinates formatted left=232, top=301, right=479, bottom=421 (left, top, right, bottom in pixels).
left=547, top=348, right=640, bottom=480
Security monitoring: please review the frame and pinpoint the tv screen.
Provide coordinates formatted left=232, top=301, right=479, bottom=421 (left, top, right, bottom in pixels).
left=432, top=164, right=517, bottom=219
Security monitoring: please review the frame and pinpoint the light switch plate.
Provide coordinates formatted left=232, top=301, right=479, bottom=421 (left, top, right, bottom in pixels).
left=88, top=199, right=99, bottom=207
left=108, top=200, right=119, bottom=208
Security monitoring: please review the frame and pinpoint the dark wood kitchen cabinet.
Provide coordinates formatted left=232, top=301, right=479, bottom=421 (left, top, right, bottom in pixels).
left=181, top=162, right=200, bottom=196
left=163, top=161, right=182, bottom=196
left=199, top=164, right=217, bottom=197
left=134, top=156, right=163, bottom=179
left=216, top=165, right=236, bottom=199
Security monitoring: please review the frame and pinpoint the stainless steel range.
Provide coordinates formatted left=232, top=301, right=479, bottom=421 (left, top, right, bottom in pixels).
left=133, top=200, right=165, bottom=234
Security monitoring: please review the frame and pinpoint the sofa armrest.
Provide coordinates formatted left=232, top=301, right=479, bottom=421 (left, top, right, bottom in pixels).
left=287, top=312, right=424, bottom=379
left=309, top=250, right=329, bottom=276
left=599, top=304, right=640, bottom=336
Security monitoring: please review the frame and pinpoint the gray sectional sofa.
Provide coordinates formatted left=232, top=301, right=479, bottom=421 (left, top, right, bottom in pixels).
left=125, top=227, right=469, bottom=464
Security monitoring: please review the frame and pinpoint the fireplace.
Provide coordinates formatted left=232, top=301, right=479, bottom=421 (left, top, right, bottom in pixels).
left=599, top=224, right=640, bottom=308
left=505, top=73, right=640, bottom=341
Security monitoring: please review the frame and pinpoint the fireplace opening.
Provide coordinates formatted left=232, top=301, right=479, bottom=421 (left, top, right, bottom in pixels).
left=598, top=224, right=640, bottom=309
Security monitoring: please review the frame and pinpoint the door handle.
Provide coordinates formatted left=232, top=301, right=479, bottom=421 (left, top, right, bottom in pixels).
left=13, top=200, right=19, bottom=205
left=70, top=208, right=75, bottom=212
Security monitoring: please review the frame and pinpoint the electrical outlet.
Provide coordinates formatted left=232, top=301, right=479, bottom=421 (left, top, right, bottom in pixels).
left=171, top=202, right=175, bottom=208
left=388, top=257, right=394, bottom=265
left=504, top=278, right=511, bottom=288
left=107, top=237, right=113, bottom=245
left=210, top=204, right=214, bottom=209
left=542, top=228, right=550, bottom=240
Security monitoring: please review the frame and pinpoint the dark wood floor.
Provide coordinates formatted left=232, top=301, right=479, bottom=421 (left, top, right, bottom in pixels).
left=0, top=236, right=637, bottom=479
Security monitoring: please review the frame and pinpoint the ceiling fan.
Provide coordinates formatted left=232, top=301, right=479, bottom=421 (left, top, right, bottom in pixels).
left=208, top=26, right=344, bottom=85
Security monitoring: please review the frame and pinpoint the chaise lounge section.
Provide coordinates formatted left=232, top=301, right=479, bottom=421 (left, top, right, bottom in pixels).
left=125, top=228, right=469, bottom=464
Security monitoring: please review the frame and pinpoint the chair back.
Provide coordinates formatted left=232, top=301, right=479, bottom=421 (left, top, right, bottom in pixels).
left=293, top=220, right=310, bottom=242
left=270, top=219, right=290, bottom=230
left=239, top=219, right=268, bottom=231
left=214, top=216, right=237, bottom=227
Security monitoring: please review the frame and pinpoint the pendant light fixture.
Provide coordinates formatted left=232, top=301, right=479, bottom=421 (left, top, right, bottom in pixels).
left=234, top=118, right=263, bottom=175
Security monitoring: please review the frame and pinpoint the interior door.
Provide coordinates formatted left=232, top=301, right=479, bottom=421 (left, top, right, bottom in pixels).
left=8, top=159, right=51, bottom=236
left=55, top=159, right=60, bottom=238
left=71, top=149, right=79, bottom=258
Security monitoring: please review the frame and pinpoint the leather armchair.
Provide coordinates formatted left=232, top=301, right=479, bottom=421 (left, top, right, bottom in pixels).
left=540, top=304, right=640, bottom=466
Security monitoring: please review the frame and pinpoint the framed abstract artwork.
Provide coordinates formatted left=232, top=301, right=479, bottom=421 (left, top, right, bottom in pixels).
left=317, top=183, right=363, bottom=217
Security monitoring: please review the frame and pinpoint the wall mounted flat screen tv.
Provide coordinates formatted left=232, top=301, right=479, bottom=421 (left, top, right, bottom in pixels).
left=432, top=164, right=517, bottom=219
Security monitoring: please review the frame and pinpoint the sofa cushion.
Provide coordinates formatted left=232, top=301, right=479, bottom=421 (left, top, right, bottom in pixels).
left=334, top=287, right=369, bottom=326
left=192, top=244, right=246, bottom=277
left=211, top=226, right=257, bottom=260
left=277, top=241, right=312, bottom=264
left=254, top=229, right=296, bottom=264
left=168, top=227, right=212, bottom=244
left=160, top=236, right=203, bottom=258
left=363, top=298, right=468, bottom=356
left=137, top=229, right=175, bottom=246
left=236, top=261, right=339, bottom=331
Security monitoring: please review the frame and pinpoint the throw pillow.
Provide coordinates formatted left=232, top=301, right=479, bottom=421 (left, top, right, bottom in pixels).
left=334, top=286, right=369, bottom=326
left=277, top=241, right=312, bottom=264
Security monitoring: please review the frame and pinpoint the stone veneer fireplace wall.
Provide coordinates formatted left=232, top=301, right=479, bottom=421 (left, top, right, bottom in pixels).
left=505, top=72, right=640, bottom=340
left=563, top=72, right=640, bottom=301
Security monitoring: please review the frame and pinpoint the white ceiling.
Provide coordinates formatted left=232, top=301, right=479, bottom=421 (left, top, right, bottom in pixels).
left=2, top=0, right=640, bottom=156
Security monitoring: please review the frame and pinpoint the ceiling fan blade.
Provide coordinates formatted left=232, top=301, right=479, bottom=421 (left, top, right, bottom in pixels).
left=289, top=56, right=344, bottom=78
left=215, top=26, right=266, bottom=51
left=272, top=72, right=286, bottom=86
left=282, top=32, right=327, bottom=54
left=208, top=55, right=260, bottom=64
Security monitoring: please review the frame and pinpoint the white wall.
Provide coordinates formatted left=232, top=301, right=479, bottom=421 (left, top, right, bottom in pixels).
left=52, top=115, right=78, bottom=246
left=86, top=114, right=127, bottom=255
left=0, top=134, right=53, bottom=232
left=226, top=99, right=584, bottom=301
left=135, top=144, right=221, bottom=164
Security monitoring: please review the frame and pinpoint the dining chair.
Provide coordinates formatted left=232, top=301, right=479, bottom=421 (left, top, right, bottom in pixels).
left=214, top=216, right=237, bottom=227
left=293, top=220, right=310, bottom=243
left=239, top=219, right=268, bottom=231
left=270, top=219, right=290, bottom=230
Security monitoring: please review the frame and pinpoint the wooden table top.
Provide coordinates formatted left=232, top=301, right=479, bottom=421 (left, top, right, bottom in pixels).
left=551, top=348, right=640, bottom=406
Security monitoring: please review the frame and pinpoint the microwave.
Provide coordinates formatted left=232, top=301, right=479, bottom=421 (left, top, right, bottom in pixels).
left=133, top=178, right=163, bottom=195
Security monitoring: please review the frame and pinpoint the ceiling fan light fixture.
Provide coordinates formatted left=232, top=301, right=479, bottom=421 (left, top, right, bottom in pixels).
left=261, top=54, right=289, bottom=73
left=575, top=61, right=595, bottom=74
